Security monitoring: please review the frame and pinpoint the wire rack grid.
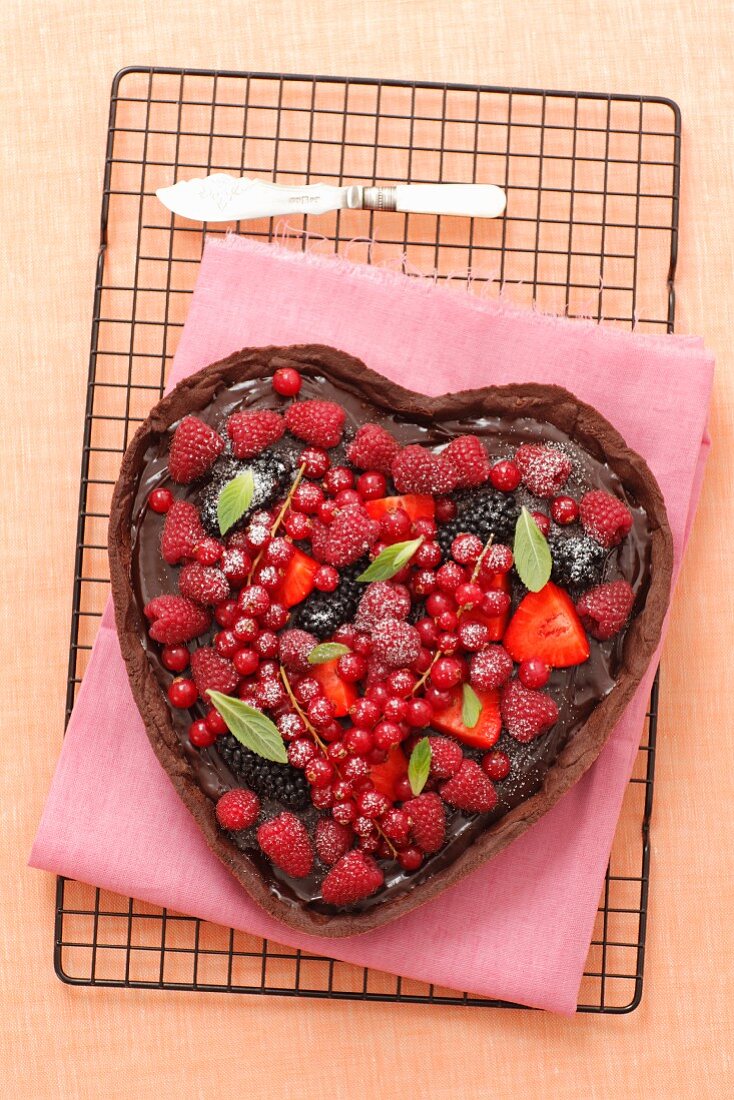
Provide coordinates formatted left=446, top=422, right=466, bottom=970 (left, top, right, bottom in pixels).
left=56, top=66, right=680, bottom=1013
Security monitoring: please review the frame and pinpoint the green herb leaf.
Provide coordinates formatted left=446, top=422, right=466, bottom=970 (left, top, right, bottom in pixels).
left=513, top=506, right=552, bottom=592
left=217, top=470, right=255, bottom=536
left=461, top=683, right=482, bottom=729
left=408, top=737, right=432, bottom=796
left=357, top=537, right=424, bottom=583
left=307, top=642, right=351, bottom=665
left=207, top=690, right=287, bottom=763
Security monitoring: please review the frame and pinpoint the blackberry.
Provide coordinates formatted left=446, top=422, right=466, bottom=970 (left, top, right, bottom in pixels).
left=550, top=535, right=606, bottom=590
left=436, top=487, right=519, bottom=555
left=295, top=557, right=368, bottom=639
left=199, top=451, right=293, bottom=536
left=216, top=733, right=309, bottom=809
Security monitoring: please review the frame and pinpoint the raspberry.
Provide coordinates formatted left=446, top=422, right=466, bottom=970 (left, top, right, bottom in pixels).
left=371, top=618, right=422, bottom=669
left=178, top=562, right=230, bottom=607
left=514, top=444, right=572, bottom=498
left=215, top=788, right=260, bottom=831
left=257, top=812, right=314, bottom=878
left=405, top=791, right=446, bottom=853
left=469, top=645, right=513, bottom=691
left=392, top=445, right=458, bottom=495
left=285, top=400, right=345, bottom=448
left=310, top=505, right=380, bottom=566
left=315, top=818, right=354, bottom=866
left=346, top=423, right=400, bottom=474
left=144, top=595, right=211, bottom=644
left=190, top=646, right=240, bottom=698
left=225, top=409, right=285, bottom=460
left=278, top=628, right=318, bottom=672
left=168, top=416, right=224, bottom=483
left=321, top=850, right=384, bottom=906
left=355, top=581, right=411, bottom=630
left=440, top=760, right=498, bottom=813
left=442, top=435, right=492, bottom=488
left=427, top=736, right=463, bottom=779
left=579, top=490, right=633, bottom=548
left=500, top=679, right=559, bottom=742
left=576, top=580, right=635, bottom=640
left=161, top=500, right=206, bottom=565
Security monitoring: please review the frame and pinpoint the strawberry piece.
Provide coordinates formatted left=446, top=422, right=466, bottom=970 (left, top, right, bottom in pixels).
left=277, top=547, right=320, bottom=607
left=365, top=494, right=436, bottom=524
left=315, top=818, right=354, bottom=866
left=440, top=760, right=498, bottom=813
left=503, top=582, right=590, bottom=667
left=226, top=409, right=285, bottom=459
left=312, top=659, right=358, bottom=717
left=464, top=571, right=512, bottom=642
left=168, top=416, right=224, bottom=484
left=285, top=400, right=345, bottom=448
left=576, top=580, right=635, bottom=640
left=346, top=424, right=400, bottom=474
left=257, top=812, right=314, bottom=878
left=369, top=745, right=408, bottom=800
left=190, top=646, right=240, bottom=698
left=500, top=679, right=558, bottom=742
left=161, top=500, right=206, bottom=565
left=321, top=850, right=384, bottom=906
left=404, top=792, right=446, bottom=854
left=144, top=594, right=211, bottom=644
left=431, top=685, right=502, bottom=750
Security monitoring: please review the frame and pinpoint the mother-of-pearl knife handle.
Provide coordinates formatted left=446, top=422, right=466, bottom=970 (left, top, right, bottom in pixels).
left=353, top=184, right=506, bottom=218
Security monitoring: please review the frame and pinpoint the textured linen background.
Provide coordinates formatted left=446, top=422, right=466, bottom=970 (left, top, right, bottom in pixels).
left=3, top=0, right=734, bottom=1096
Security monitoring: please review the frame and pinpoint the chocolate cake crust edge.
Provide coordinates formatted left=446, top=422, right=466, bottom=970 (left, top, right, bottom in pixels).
left=108, top=343, right=674, bottom=938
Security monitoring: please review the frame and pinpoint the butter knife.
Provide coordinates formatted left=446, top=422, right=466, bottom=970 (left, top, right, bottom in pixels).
left=156, top=173, right=506, bottom=223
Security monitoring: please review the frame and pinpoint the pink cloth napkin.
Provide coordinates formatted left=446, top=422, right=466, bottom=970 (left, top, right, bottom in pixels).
left=31, top=236, right=713, bottom=1014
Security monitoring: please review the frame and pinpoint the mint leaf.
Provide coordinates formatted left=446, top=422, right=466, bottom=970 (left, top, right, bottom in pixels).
left=461, top=683, right=482, bottom=729
left=408, top=737, right=432, bottom=796
left=217, top=470, right=255, bottom=536
left=207, top=690, right=287, bottom=763
left=357, top=537, right=424, bottom=582
left=307, top=642, right=351, bottom=665
left=513, top=506, right=552, bottom=592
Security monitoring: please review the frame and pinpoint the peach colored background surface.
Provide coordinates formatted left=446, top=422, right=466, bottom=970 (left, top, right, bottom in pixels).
left=2, top=1, right=733, bottom=1096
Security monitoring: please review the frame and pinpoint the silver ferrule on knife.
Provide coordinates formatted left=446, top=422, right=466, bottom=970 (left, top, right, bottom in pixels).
left=156, top=174, right=506, bottom=223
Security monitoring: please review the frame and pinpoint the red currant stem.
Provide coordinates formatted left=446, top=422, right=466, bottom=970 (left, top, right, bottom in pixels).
left=411, top=535, right=495, bottom=695
left=246, top=462, right=308, bottom=583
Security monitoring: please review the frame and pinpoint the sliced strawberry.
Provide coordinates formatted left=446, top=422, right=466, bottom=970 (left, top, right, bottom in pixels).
left=277, top=547, right=320, bottom=608
left=465, top=571, right=512, bottom=642
left=312, top=659, right=358, bottom=717
left=431, top=685, right=501, bottom=750
left=365, top=494, right=436, bottom=524
left=369, top=745, right=408, bottom=800
left=503, top=581, right=590, bottom=668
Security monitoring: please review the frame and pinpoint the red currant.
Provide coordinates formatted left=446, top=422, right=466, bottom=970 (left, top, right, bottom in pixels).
left=265, top=538, right=294, bottom=567
left=308, top=696, right=336, bottom=728
left=317, top=499, right=339, bottom=525
left=233, top=616, right=259, bottom=644
left=380, top=508, right=412, bottom=544
left=334, top=488, right=361, bottom=508
left=213, top=630, right=238, bottom=658
left=425, top=686, right=452, bottom=710
left=438, top=632, right=460, bottom=654
left=480, top=544, right=514, bottom=576
left=283, top=511, right=311, bottom=540
left=292, top=481, right=324, bottom=514
left=436, top=610, right=459, bottom=633
left=332, top=799, right=357, bottom=824
left=233, top=648, right=259, bottom=677
left=333, top=624, right=358, bottom=648
left=430, top=656, right=463, bottom=691
left=482, top=749, right=511, bottom=780
left=220, top=549, right=251, bottom=586
left=314, top=565, right=339, bottom=592
left=258, top=660, right=280, bottom=681
left=349, top=698, right=380, bottom=728
left=518, top=657, right=550, bottom=689
left=384, top=697, right=408, bottom=722
left=356, top=471, right=387, bottom=500
left=416, top=617, right=440, bottom=647
left=365, top=682, right=389, bottom=708
left=451, top=533, right=483, bottom=564
left=205, top=708, right=228, bottom=736
left=148, top=487, right=174, bottom=514
left=357, top=789, right=390, bottom=819
left=343, top=755, right=370, bottom=783
left=436, top=561, right=465, bottom=593
left=381, top=808, right=411, bottom=845
left=255, top=631, right=279, bottom=658
left=425, top=591, right=455, bottom=618
left=337, top=652, right=368, bottom=682
left=406, top=698, right=433, bottom=728
left=414, top=541, right=442, bottom=569
left=532, top=511, right=551, bottom=537
left=393, top=776, right=413, bottom=802
left=455, top=582, right=484, bottom=608
left=412, top=569, right=438, bottom=597
left=323, top=466, right=354, bottom=495
left=214, top=599, right=239, bottom=628
left=481, top=590, right=511, bottom=617
left=551, top=495, right=580, bottom=526
left=386, top=669, right=416, bottom=697
left=294, top=677, right=321, bottom=705
left=373, top=721, right=405, bottom=751
left=237, top=585, right=270, bottom=617
left=255, top=564, right=282, bottom=592
left=167, top=678, right=198, bottom=708
left=263, top=602, right=288, bottom=630
left=161, top=644, right=190, bottom=672
left=398, top=847, right=424, bottom=871
left=458, top=619, right=490, bottom=651
left=411, top=647, right=434, bottom=674
left=288, top=738, right=317, bottom=768
left=188, top=719, right=217, bottom=747
left=413, top=517, right=437, bottom=538
left=272, top=366, right=302, bottom=396
left=490, top=459, right=521, bottom=492
left=299, top=447, right=330, bottom=478
left=193, top=537, right=223, bottom=565
left=353, top=634, right=373, bottom=656
left=345, top=727, right=374, bottom=755
left=305, top=757, right=334, bottom=788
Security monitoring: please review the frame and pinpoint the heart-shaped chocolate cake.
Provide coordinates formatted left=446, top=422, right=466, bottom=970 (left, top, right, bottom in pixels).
left=109, top=344, right=672, bottom=936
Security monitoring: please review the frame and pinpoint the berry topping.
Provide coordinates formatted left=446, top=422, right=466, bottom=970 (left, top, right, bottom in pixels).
left=518, top=657, right=550, bottom=689
left=219, top=735, right=310, bottom=809
left=551, top=495, right=580, bottom=526
left=161, top=500, right=206, bottom=565
left=190, top=646, right=240, bottom=698
left=500, top=679, right=559, bottom=742
left=168, top=416, right=225, bottom=483
left=144, top=595, right=211, bottom=644
left=365, top=494, right=436, bottom=526
left=257, top=812, right=314, bottom=878
left=469, top=645, right=513, bottom=691
left=503, top=582, right=590, bottom=668
left=440, top=760, right=498, bottom=813
left=272, top=366, right=302, bottom=396
left=167, top=678, right=198, bottom=708
left=480, top=543, right=514, bottom=575
left=405, top=792, right=446, bottom=854
left=489, top=459, right=521, bottom=492
left=321, top=850, right=384, bottom=906
left=579, top=490, right=634, bottom=548
left=315, top=818, right=354, bottom=866
left=277, top=547, right=320, bottom=607
left=514, top=444, right=572, bottom=498
left=285, top=400, right=346, bottom=448
left=355, top=581, right=411, bottom=630
left=178, top=562, right=230, bottom=607
left=278, top=628, right=319, bottom=672
left=392, top=445, right=459, bottom=495
left=189, top=719, right=216, bottom=747
left=432, top=685, right=502, bottom=750
left=482, top=750, right=511, bottom=781
left=161, top=644, right=190, bottom=673
left=148, top=487, right=174, bottom=514
left=550, top=535, right=606, bottom=589
left=576, top=580, right=635, bottom=640
left=427, top=736, right=464, bottom=778
left=442, top=435, right=492, bottom=488
left=311, top=505, right=380, bottom=566
left=216, top=788, right=260, bottom=830
left=347, top=423, right=400, bottom=474
left=226, top=409, right=285, bottom=460
left=296, top=557, right=368, bottom=639
left=371, top=618, right=422, bottom=669
left=312, top=659, right=358, bottom=716
left=532, top=511, right=551, bottom=537
left=436, top=486, right=519, bottom=552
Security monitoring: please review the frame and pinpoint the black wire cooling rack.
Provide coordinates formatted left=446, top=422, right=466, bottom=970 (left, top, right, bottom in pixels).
left=55, top=66, right=680, bottom=1013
